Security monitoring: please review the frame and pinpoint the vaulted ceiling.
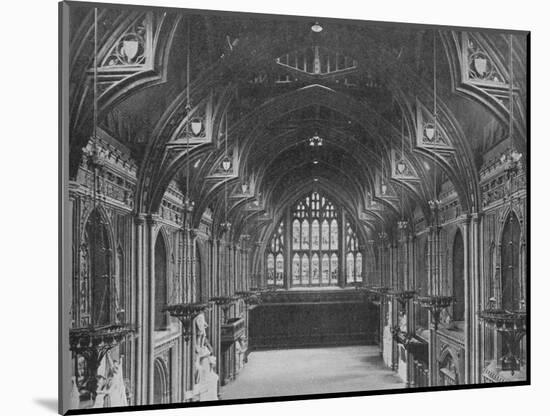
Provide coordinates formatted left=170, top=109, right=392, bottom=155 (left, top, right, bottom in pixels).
left=68, top=5, right=528, bottom=244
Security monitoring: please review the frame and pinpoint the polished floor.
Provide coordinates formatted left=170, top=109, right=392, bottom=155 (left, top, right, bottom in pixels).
left=221, top=345, right=405, bottom=400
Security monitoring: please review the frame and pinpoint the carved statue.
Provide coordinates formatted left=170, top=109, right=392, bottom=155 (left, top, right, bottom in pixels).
left=398, top=312, right=407, bottom=332
left=193, top=313, right=219, bottom=401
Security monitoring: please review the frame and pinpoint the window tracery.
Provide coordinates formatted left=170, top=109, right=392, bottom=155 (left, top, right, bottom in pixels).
left=289, top=192, right=340, bottom=287
left=266, top=221, right=284, bottom=287
left=345, top=222, right=363, bottom=284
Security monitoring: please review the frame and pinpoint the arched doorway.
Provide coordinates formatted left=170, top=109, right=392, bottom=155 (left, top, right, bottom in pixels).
left=153, top=357, right=170, bottom=404
left=501, top=212, right=521, bottom=311
left=85, top=210, right=112, bottom=326
left=154, top=233, right=168, bottom=331
left=452, top=230, right=465, bottom=321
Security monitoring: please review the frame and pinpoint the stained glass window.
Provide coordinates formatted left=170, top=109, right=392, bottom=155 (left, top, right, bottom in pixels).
left=302, top=221, right=309, bottom=250
left=345, top=222, right=363, bottom=284
left=346, top=252, right=354, bottom=283
left=290, top=191, right=348, bottom=287
left=322, top=254, right=330, bottom=284
left=311, top=253, right=320, bottom=283
left=301, top=254, right=309, bottom=284
left=331, top=253, right=339, bottom=284
left=269, top=191, right=364, bottom=288
left=276, top=254, right=284, bottom=285
left=292, top=219, right=300, bottom=250
left=312, top=220, right=320, bottom=250
left=356, top=253, right=363, bottom=282
left=292, top=254, right=301, bottom=285
left=267, top=254, right=275, bottom=285
left=266, top=221, right=284, bottom=287
left=322, top=220, right=330, bottom=250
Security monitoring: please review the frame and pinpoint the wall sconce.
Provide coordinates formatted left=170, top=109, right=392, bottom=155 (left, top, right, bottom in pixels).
left=381, top=182, right=388, bottom=195
left=308, top=134, right=323, bottom=147
left=241, top=182, right=248, bottom=194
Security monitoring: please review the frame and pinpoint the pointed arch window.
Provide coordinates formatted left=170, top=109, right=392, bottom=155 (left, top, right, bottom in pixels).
left=345, top=222, right=363, bottom=284
left=322, top=254, right=330, bottom=284
left=292, top=254, right=301, bottom=285
left=330, top=253, right=339, bottom=285
left=286, top=191, right=362, bottom=287
left=501, top=213, right=521, bottom=311
left=266, top=221, right=284, bottom=287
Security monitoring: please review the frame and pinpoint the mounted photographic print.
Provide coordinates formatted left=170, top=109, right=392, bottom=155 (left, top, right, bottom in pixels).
left=59, top=1, right=530, bottom=414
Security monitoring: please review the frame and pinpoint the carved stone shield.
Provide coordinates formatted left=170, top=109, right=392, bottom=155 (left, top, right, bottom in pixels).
left=191, top=119, right=203, bottom=136
left=122, top=39, right=139, bottom=60
left=425, top=125, right=435, bottom=141
left=397, top=160, right=406, bottom=174
left=474, top=56, right=488, bottom=77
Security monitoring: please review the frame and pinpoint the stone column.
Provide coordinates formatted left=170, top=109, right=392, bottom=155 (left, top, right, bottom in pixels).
left=284, top=208, right=292, bottom=288
left=406, top=233, right=415, bottom=387
left=427, top=225, right=438, bottom=386
left=145, top=215, right=157, bottom=404
left=471, top=213, right=483, bottom=383
left=339, top=210, right=346, bottom=287
left=458, top=214, right=472, bottom=384
left=133, top=214, right=146, bottom=405
left=390, top=242, right=398, bottom=371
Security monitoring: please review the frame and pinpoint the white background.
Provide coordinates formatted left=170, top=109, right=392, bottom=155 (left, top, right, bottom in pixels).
left=0, top=0, right=547, bottom=415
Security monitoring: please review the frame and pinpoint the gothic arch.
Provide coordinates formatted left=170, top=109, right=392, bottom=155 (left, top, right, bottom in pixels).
left=452, top=228, right=465, bottom=321
left=154, top=229, right=170, bottom=330
left=153, top=356, right=170, bottom=404
left=438, top=347, right=462, bottom=385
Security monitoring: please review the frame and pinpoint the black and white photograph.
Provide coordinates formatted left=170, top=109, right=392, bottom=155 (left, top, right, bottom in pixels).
left=57, top=1, right=531, bottom=414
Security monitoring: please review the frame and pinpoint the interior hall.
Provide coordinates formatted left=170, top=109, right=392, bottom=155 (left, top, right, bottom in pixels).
left=62, top=3, right=528, bottom=410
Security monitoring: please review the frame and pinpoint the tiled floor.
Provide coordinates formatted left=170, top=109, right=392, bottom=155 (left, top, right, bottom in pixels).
left=221, top=345, right=405, bottom=400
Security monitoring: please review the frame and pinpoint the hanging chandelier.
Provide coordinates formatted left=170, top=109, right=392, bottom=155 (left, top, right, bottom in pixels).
left=165, top=17, right=210, bottom=337
left=308, top=133, right=323, bottom=147
left=183, top=19, right=196, bottom=215
left=428, top=31, right=441, bottom=216
left=221, top=111, right=232, bottom=172
left=164, top=303, right=210, bottom=341
left=311, top=21, right=323, bottom=33
left=415, top=294, right=454, bottom=331
left=397, top=111, right=408, bottom=231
